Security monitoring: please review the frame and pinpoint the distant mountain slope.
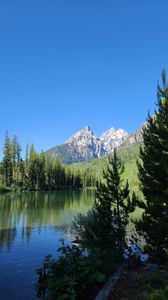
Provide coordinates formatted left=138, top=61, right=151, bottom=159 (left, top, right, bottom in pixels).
left=46, top=126, right=128, bottom=164
left=46, top=143, right=80, bottom=165
left=71, top=141, right=142, bottom=194
left=123, top=122, right=145, bottom=146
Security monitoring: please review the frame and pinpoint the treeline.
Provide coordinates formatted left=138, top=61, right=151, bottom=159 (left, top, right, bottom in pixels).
left=0, top=132, right=96, bottom=191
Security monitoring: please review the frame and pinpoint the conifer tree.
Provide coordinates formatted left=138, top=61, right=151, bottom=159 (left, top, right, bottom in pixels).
left=44, top=154, right=52, bottom=189
left=11, top=135, right=21, bottom=184
left=16, top=138, right=21, bottom=165
left=11, top=135, right=18, bottom=166
left=36, top=152, right=46, bottom=190
left=23, top=144, right=30, bottom=190
left=3, top=131, right=13, bottom=187
left=136, top=70, right=168, bottom=259
left=75, top=149, right=135, bottom=258
left=28, top=144, right=37, bottom=190
left=52, top=158, right=63, bottom=188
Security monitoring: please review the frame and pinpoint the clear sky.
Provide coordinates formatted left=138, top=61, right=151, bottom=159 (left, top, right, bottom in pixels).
left=0, top=0, right=168, bottom=154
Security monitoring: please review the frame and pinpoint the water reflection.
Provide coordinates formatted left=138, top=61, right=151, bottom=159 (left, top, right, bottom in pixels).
left=0, top=190, right=94, bottom=250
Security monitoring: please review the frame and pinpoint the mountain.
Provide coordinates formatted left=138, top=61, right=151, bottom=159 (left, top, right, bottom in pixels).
left=66, top=124, right=145, bottom=193
left=100, top=127, right=128, bottom=152
left=70, top=124, right=144, bottom=193
left=46, top=126, right=128, bottom=164
left=65, top=126, right=106, bottom=159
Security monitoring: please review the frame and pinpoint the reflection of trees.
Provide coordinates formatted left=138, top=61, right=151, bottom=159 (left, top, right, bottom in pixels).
left=0, top=190, right=94, bottom=249
left=0, top=228, right=16, bottom=251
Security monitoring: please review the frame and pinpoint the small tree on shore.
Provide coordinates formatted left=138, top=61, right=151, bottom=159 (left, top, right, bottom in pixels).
left=75, top=149, right=135, bottom=259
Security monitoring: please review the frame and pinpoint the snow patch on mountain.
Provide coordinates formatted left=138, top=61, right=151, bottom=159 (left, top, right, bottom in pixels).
left=100, top=127, right=128, bottom=153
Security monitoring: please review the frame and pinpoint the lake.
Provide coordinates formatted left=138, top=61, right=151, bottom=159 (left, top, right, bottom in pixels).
left=0, top=190, right=95, bottom=300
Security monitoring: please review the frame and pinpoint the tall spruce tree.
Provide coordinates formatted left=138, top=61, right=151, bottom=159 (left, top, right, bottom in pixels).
left=11, top=135, right=21, bottom=184
left=28, top=144, right=37, bottom=190
left=136, top=70, right=168, bottom=259
left=3, top=131, right=13, bottom=187
left=36, top=152, right=46, bottom=190
left=11, top=135, right=18, bottom=166
left=23, top=144, right=29, bottom=190
left=75, top=149, right=135, bottom=258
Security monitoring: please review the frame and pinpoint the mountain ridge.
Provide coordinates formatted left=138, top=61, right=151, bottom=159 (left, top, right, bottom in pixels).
left=46, top=125, right=141, bottom=164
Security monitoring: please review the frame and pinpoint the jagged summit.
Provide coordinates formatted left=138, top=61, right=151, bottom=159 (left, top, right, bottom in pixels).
left=65, top=126, right=94, bottom=144
left=64, top=126, right=105, bottom=161
left=84, top=125, right=92, bottom=131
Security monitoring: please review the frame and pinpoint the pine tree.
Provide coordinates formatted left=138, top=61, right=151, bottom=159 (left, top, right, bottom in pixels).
left=44, top=154, right=52, bottom=189
left=23, top=144, right=30, bottom=190
left=11, top=135, right=18, bottom=166
left=65, top=167, right=73, bottom=187
left=75, top=149, right=135, bottom=258
left=2, top=131, right=13, bottom=187
left=52, top=158, right=64, bottom=189
left=36, top=152, right=46, bottom=190
left=136, top=70, right=168, bottom=260
left=11, top=135, right=22, bottom=185
left=28, top=144, right=37, bottom=190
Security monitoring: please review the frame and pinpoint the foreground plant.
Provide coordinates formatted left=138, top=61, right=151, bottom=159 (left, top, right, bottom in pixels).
left=74, top=149, right=136, bottom=260
left=36, top=240, right=106, bottom=300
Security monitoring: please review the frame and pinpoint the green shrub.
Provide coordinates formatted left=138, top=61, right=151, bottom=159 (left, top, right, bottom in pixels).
left=36, top=240, right=107, bottom=300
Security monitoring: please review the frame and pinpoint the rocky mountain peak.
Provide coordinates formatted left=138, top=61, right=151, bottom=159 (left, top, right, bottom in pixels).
left=100, top=127, right=128, bottom=153
left=65, top=126, right=95, bottom=144
left=47, top=125, right=129, bottom=164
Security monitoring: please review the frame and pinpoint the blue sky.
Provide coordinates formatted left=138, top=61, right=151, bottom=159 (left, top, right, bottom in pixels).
left=0, top=0, right=168, bottom=154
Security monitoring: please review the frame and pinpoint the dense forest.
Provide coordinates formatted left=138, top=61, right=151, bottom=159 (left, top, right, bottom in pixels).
left=0, top=132, right=96, bottom=191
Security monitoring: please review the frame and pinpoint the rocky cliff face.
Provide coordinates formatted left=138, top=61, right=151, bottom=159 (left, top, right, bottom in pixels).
left=100, top=127, right=128, bottom=152
left=65, top=126, right=106, bottom=160
left=47, top=126, right=128, bottom=164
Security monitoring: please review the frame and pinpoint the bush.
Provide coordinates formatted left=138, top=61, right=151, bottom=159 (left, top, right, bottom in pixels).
left=36, top=240, right=107, bottom=300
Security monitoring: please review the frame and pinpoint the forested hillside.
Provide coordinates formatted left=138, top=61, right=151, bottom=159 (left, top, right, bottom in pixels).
left=70, top=142, right=141, bottom=193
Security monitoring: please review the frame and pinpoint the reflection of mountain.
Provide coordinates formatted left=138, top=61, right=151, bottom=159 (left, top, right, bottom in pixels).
left=0, top=191, right=94, bottom=250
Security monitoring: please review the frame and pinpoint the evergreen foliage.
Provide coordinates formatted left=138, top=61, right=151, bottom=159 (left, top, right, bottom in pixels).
left=2, top=131, right=13, bottom=187
left=74, top=149, right=136, bottom=259
left=135, top=70, right=168, bottom=260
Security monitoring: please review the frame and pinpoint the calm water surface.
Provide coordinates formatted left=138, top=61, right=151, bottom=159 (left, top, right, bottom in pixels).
left=0, top=190, right=94, bottom=300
